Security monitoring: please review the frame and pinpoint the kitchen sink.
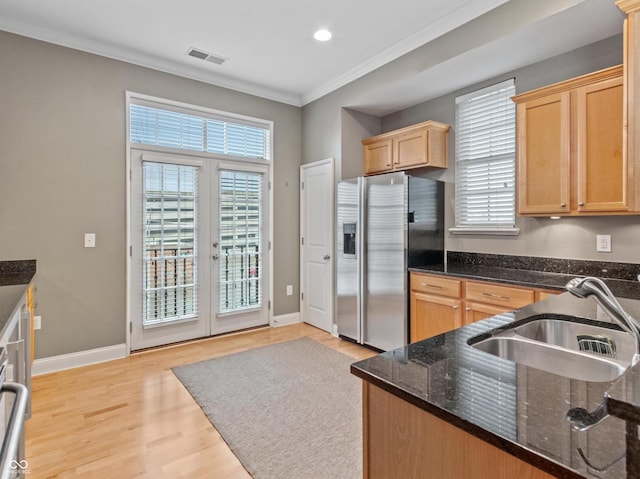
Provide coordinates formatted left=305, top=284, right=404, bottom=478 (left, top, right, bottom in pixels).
left=468, top=316, right=634, bottom=382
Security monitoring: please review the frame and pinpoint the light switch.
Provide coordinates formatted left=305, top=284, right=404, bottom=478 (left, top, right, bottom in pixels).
left=84, top=233, right=96, bottom=248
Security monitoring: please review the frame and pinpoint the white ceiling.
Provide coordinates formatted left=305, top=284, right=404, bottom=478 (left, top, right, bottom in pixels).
left=0, top=0, right=626, bottom=114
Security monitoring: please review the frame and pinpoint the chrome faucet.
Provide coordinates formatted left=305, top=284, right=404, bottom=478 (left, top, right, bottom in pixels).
left=566, top=276, right=640, bottom=365
left=565, top=276, right=640, bottom=433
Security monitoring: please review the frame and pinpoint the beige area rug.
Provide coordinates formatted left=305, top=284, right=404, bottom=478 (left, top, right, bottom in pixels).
left=172, top=337, right=362, bottom=479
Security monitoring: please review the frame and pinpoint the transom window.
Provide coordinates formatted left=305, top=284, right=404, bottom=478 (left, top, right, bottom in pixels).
left=130, top=102, right=271, bottom=160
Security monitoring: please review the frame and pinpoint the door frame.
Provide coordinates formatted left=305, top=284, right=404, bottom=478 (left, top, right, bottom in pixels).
left=125, top=91, right=274, bottom=354
left=299, top=157, right=337, bottom=334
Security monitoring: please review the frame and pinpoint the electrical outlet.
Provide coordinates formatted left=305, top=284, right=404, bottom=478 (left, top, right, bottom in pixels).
left=286, top=285, right=293, bottom=296
left=596, top=234, right=612, bottom=253
left=34, top=315, right=42, bottom=330
left=84, top=233, right=96, bottom=248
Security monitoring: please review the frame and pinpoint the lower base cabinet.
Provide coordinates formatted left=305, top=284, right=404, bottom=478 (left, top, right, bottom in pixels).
left=410, top=292, right=461, bottom=342
left=410, top=272, right=558, bottom=343
left=363, top=382, right=555, bottom=479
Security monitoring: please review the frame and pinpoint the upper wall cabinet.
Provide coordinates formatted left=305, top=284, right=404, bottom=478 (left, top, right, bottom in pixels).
left=512, top=65, right=636, bottom=216
left=362, top=120, right=450, bottom=176
left=617, top=0, right=640, bottom=214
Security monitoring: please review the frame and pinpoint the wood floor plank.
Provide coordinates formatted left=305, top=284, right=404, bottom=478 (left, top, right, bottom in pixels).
left=26, top=323, right=375, bottom=478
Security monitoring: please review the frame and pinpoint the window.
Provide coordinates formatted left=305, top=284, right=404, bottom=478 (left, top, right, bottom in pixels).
left=452, top=79, right=518, bottom=234
left=130, top=102, right=271, bottom=160
left=218, top=170, right=263, bottom=313
left=142, top=162, right=198, bottom=325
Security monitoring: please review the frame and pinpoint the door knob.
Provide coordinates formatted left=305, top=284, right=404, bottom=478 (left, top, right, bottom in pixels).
left=324, top=255, right=331, bottom=261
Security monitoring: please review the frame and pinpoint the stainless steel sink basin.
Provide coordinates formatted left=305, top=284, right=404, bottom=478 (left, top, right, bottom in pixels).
left=468, top=316, right=634, bottom=382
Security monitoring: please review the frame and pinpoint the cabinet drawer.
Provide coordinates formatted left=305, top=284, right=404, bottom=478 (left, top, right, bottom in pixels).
left=410, top=273, right=462, bottom=298
left=466, top=281, right=534, bottom=309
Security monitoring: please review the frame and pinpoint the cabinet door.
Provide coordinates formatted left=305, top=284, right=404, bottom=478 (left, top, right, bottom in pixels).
left=517, top=92, right=571, bottom=214
left=464, top=302, right=508, bottom=325
left=410, top=292, right=462, bottom=343
left=364, top=139, right=392, bottom=175
left=575, top=76, right=627, bottom=212
left=394, top=128, right=427, bottom=169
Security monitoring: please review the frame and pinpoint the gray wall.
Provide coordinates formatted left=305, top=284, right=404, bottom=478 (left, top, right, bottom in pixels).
left=304, top=31, right=639, bottom=266
left=382, top=34, right=640, bottom=264
left=0, top=31, right=302, bottom=358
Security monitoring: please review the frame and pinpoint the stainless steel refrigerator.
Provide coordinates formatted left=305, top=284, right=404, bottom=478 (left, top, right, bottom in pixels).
left=336, top=171, right=444, bottom=351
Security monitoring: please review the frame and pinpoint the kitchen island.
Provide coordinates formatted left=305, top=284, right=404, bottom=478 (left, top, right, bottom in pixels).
left=351, top=291, right=640, bottom=479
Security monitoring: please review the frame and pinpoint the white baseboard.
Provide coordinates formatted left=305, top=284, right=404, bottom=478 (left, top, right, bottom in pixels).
left=32, top=343, right=127, bottom=376
left=271, top=312, right=301, bottom=327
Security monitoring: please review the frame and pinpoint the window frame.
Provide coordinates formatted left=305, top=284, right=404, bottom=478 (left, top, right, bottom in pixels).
left=125, top=91, right=275, bottom=352
left=450, top=79, right=519, bottom=236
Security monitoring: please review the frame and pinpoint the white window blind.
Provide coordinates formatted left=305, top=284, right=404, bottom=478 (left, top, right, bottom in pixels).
left=454, top=79, right=516, bottom=231
left=130, top=103, right=271, bottom=160
left=142, top=162, right=198, bottom=325
left=218, top=170, right=263, bottom=313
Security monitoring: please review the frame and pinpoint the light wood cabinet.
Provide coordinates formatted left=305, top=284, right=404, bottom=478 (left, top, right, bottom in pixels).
left=513, top=65, right=636, bottom=215
left=465, top=281, right=535, bottom=309
left=27, top=284, right=35, bottom=362
left=410, top=292, right=462, bottom=342
left=410, top=274, right=463, bottom=342
left=363, top=382, right=556, bottom=479
left=362, top=138, right=392, bottom=175
left=464, top=281, right=535, bottom=326
left=617, top=0, right=640, bottom=214
left=410, top=272, right=544, bottom=342
left=362, top=120, right=450, bottom=176
left=515, top=90, right=571, bottom=214
left=464, top=301, right=510, bottom=325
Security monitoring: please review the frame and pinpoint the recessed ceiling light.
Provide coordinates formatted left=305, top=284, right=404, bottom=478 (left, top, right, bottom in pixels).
left=314, top=29, right=332, bottom=42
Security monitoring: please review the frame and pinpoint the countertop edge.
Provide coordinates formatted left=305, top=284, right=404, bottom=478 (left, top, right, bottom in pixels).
left=351, top=363, right=589, bottom=479
left=408, top=266, right=566, bottom=291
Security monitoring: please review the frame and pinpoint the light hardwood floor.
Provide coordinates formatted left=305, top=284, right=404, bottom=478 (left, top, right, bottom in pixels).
left=25, top=323, right=375, bottom=478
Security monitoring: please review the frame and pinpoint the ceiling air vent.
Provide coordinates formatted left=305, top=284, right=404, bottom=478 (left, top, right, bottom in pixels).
left=186, top=47, right=227, bottom=65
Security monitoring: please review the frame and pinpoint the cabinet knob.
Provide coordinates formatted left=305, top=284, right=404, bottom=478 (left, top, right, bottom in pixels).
left=560, top=203, right=566, bottom=207
left=578, top=202, right=585, bottom=207
left=452, top=305, right=459, bottom=310
left=465, top=307, right=471, bottom=311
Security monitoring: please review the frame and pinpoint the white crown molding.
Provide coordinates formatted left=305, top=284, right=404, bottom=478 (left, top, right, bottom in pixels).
left=0, top=15, right=303, bottom=107
left=300, top=0, right=511, bottom=105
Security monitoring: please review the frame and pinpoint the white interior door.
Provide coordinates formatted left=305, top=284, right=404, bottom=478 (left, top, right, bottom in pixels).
left=300, top=159, right=334, bottom=332
left=130, top=151, right=269, bottom=350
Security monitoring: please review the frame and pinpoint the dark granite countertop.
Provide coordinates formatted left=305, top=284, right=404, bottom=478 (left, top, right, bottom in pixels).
left=411, top=263, right=640, bottom=300
left=352, top=293, right=640, bottom=479
left=0, top=261, right=36, bottom=335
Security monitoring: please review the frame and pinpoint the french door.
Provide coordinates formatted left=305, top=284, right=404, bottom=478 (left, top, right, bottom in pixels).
left=130, top=150, right=269, bottom=351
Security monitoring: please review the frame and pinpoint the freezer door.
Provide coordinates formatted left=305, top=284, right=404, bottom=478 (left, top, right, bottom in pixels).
left=407, top=176, right=444, bottom=268
left=336, top=178, right=361, bottom=342
left=364, top=172, right=407, bottom=351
